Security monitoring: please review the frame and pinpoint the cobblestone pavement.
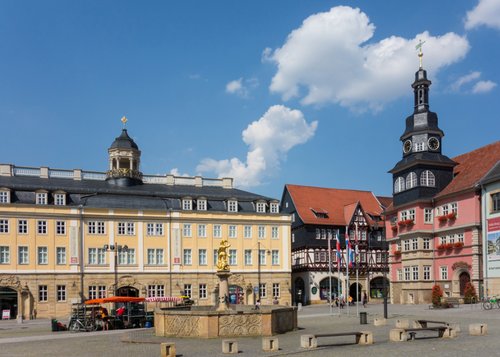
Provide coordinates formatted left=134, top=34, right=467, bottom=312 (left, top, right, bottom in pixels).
left=0, top=302, right=498, bottom=356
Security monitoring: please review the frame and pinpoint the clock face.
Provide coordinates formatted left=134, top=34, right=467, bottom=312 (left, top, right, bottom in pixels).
left=403, top=140, right=412, bottom=154
left=428, top=137, right=440, bottom=151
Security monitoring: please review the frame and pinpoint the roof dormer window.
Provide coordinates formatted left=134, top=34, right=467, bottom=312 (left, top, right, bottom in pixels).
left=0, top=190, right=10, bottom=204
left=182, top=198, right=192, bottom=211
left=311, top=208, right=328, bottom=219
left=54, top=193, right=66, bottom=206
left=270, top=202, right=279, bottom=214
left=256, top=202, right=266, bottom=213
left=36, top=192, right=48, bottom=205
left=197, top=198, right=207, bottom=211
left=228, top=199, right=238, bottom=213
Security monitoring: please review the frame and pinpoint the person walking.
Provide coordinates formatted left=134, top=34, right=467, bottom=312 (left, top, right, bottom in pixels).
left=362, top=292, right=368, bottom=308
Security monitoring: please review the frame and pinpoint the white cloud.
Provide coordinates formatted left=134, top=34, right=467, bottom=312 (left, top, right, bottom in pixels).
left=472, top=80, right=497, bottom=93
left=225, top=77, right=259, bottom=98
left=465, top=0, right=500, bottom=30
left=268, top=6, right=470, bottom=111
left=197, top=105, right=317, bottom=187
left=450, top=71, right=481, bottom=91
left=169, top=168, right=190, bottom=177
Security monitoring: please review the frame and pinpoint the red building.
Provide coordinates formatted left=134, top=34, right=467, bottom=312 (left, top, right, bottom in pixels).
left=385, top=58, right=500, bottom=304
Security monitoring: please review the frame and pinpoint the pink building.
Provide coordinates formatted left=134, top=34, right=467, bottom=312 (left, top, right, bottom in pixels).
left=385, top=58, right=500, bottom=304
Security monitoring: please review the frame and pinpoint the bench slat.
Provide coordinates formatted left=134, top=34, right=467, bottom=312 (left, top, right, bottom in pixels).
left=315, top=332, right=362, bottom=338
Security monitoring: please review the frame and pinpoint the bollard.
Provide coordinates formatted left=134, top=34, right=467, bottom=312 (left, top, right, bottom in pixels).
left=300, top=334, right=317, bottom=349
left=357, top=331, right=374, bottom=345
left=389, top=328, right=407, bottom=342
left=222, top=340, right=238, bottom=354
left=262, top=337, right=279, bottom=352
left=469, top=323, right=488, bottom=336
left=374, top=318, right=387, bottom=326
left=160, top=343, right=176, bottom=357
left=395, top=319, right=410, bottom=329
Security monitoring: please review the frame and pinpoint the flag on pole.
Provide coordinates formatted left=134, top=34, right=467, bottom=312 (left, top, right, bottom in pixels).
left=336, top=234, right=342, bottom=261
left=346, top=233, right=353, bottom=268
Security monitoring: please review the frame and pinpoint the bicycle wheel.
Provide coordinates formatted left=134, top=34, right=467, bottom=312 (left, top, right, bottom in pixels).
left=69, top=320, right=82, bottom=332
left=483, top=301, right=493, bottom=310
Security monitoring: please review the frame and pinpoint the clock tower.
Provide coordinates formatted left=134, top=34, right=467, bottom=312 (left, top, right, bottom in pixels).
left=389, top=48, right=456, bottom=207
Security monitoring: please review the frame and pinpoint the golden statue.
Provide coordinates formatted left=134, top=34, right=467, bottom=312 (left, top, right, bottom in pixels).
left=216, top=239, right=231, bottom=271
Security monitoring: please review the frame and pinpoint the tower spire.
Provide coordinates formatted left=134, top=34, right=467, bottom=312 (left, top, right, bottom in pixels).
left=416, top=39, right=425, bottom=69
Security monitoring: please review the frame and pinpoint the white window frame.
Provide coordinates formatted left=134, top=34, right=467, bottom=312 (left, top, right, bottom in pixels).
left=198, top=249, right=207, bottom=265
left=258, top=226, right=266, bottom=239
left=147, top=223, right=163, bottom=236
left=424, top=208, right=433, bottom=223
left=37, top=220, right=47, bottom=235
left=272, top=283, right=280, bottom=298
left=182, top=199, right=192, bottom=211
left=423, top=266, right=431, bottom=280
left=412, top=238, right=418, bottom=250
left=183, top=284, right=192, bottom=298
left=420, top=170, right=436, bottom=187
left=56, top=285, right=66, bottom=302
left=118, top=249, right=135, bottom=265
left=0, top=191, right=10, bottom=203
left=213, top=225, right=222, bottom=238
left=198, top=224, right=207, bottom=238
left=197, top=199, right=207, bottom=211
left=259, top=283, right=267, bottom=298
left=228, top=225, right=237, bottom=238
left=256, top=202, right=266, bottom=213
left=56, top=247, right=66, bottom=265
left=414, top=141, right=425, bottom=152
left=54, top=193, right=66, bottom=206
left=270, top=202, right=279, bottom=214
left=183, top=224, right=192, bottom=237
left=271, top=226, right=279, bottom=239
left=39, top=285, right=48, bottom=302
left=423, top=238, right=430, bottom=250
left=412, top=265, right=419, bottom=280
left=406, top=172, right=417, bottom=189
left=404, top=267, right=410, bottom=281
left=56, top=221, right=66, bottom=235
left=199, top=283, right=207, bottom=299
left=228, top=200, right=238, bottom=213
left=36, top=192, right=47, bottom=205
left=0, top=246, right=10, bottom=264
left=397, top=269, right=403, bottom=281
left=244, top=249, right=252, bottom=265
left=229, top=249, right=237, bottom=266
left=244, top=225, right=252, bottom=238
left=38, top=246, right=48, bottom=265
left=0, top=219, right=8, bottom=233
left=18, top=219, right=28, bottom=234
left=394, top=177, right=405, bottom=193
left=118, top=222, right=135, bottom=235
left=18, top=246, right=29, bottom=264
left=183, top=249, right=192, bottom=265
left=259, top=250, right=266, bottom=265
left=271, top=250, right=279, bottom=265
left=440, top=266, right=448, bottom=280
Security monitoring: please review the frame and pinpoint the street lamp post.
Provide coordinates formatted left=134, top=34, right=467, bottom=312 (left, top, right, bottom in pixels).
left=104, top=244, right=129, bottom=297
left=257, top=242, right=261, bottom=302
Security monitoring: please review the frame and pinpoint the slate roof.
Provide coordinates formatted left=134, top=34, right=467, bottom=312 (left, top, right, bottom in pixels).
left=110, top=129, right=139, bottom=150
left=436, top=141, right=500, bottom=198
left=0, top=174, right=275, bottom=212
left=285, top=184, right=384, bottom=226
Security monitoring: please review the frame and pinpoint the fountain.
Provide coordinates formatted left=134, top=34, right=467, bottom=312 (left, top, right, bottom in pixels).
left=154, top=240, right=297, bottom=338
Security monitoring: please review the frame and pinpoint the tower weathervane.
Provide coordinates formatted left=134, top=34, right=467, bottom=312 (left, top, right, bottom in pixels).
left=416, top=39, right=426, bottom=69
left=121, top=116, right=128, bottom=128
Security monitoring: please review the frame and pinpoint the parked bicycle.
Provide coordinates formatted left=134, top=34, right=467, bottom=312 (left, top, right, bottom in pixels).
left=482, top=296, right=500, bottom=310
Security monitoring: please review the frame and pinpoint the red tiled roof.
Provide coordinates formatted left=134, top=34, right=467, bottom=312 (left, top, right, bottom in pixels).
left=286, top=184, right=384, bottom=226
left=436, top=141, right=500, bottom=198
left=376, top=196, right=393, bottom=209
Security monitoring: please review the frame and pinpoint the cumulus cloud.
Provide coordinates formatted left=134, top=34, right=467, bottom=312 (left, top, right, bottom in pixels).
left=169, top=168, right=190, bottom=177
left=465, top=0, right=500, bottom=30
left=450, top=71, right=481, bottom=92
left=472, top=80, right=497, bottom=93
left=225, top=77, right=259, bottom=98
left=197, top=105, right=317, bottom=187
left=267, top=6, right=470, bottom=111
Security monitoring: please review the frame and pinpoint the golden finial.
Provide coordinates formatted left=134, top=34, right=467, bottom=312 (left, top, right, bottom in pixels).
left=415, top=39, right=426, bottom=69
left=121, top=116, right=128, bottom=128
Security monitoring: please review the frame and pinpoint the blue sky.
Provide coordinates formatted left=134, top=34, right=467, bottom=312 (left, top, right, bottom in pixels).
left=1, top=0, right=499, bottom=200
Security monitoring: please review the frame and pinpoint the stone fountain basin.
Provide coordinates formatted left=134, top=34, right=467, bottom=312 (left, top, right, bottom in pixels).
left=155, top=305, right=297, bottom=338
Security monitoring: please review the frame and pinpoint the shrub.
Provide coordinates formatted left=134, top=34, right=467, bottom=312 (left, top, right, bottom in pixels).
left=432, top=284, right=443, bottom=306
left=463, top=282, right=477, bottom=304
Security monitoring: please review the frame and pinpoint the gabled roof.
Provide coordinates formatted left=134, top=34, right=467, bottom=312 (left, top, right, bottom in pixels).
left=436, top=141, right=500, bottom=198
left=285, top=184, right=384, bottom=226
left=376, top=196, right=393, bottom=210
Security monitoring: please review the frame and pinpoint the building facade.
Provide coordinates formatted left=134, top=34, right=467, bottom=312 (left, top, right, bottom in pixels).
left=281, top=184, right=389, bottom=305
left=0, top=126, right=292, bottom=320
left=385, top=57, right=500, bottom=304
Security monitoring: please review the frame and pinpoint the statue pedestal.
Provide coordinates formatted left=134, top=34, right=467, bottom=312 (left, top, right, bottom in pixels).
left=216, top=270, right=231, bottom=311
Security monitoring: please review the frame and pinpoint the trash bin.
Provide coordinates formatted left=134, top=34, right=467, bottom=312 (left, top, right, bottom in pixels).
left=359, top=312, right=367, bottom=325
left=51, top=319, right=59, bottom=332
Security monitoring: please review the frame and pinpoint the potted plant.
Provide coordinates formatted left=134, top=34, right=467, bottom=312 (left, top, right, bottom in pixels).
left=447, top=212, right=457, bottom=220
left=437, top=244, right=446, bottom=250
left=394, top=250, right=401, bottom=257
left=431, top=284, right=443, bottom=307
left=444, top=243, right=454, bottom=250
left=437, top=215, right=448, bottom=222
left=454, top=241, right=464, bottom=249
left=391, top=225, right=398, bottom=232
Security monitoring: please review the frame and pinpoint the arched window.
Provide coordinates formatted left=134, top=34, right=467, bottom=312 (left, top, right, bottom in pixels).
left=394, top=177, right=405, bottom=193
left=406, top=172, right=417, bottom=189
left=420, top=170, right=436, bottom=187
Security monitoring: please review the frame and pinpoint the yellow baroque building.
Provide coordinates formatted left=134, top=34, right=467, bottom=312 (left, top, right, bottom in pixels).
left=0, top=127, right=292, bottom=320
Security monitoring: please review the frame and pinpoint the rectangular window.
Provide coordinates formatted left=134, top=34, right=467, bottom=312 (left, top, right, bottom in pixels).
left=442, top=205, right=449, bottom=216
left=18, top=246, right=29, bottom=264
left=493, top=192, right=500, bottom=212
left=408, top=209, right=416, bottom=221
left=423, top=266, right=431, bottom=280
left=272, top=283, right=280, bottom=298
left=396, top=242, right=401, bottom=251
left=457, top=233, right=464, bottom=243
left=0, top=246, right=10, bottom=264
left=118, top=222, right=135, bottom=235
left=424, top=208, right=433, bottom=223
left=97, top=248, right=106, bottom=264
left=0, top=219, right=8, bottom=233
left=404, top=267, right=410, bottom=281
left=270, top=226, right=279, bottom=240
left=259, top=283, right=267, bottom=298
left=400, top=210, right=408, bottom=221
left=90, top=285, right=108, bottom=299
left=56, top=285, right=66, bottom=302
left=98, top=285, right=106, bottom=298
left=228, top=225, right=237, bottom=238
left=199, top=284, right=207, bottom=299
left=228, top=200, right=238, bottom=212
left=397, top=269, right=403, bottom=281
left=271, top=250, right=279, bottom=265
left=182, top=199, right=192, bottom=210
left=440, top=266, right=448, bottom=280
left=0, top=191, right=9, bottom=203
left=256, top=202, right=266, bottom=213
left=147, top=223, right=163, bottom=236
left=147, top=249, right=164, bottom=265
left=18, top=219, right=28, bottom=234
left=440, top=236, right=447, bottom=245
left=259, top=250, right=266, bottom=265
left=270, top=202, right=279, bottom=214
left=118, top=249, right=135, bottom=265
left=36, top=192, right=47, bottom=205
left=88, top=221, right=105, bottom=235
left=213, top=249, right=218, bottom=266
left=403, top=240, right=410, bottom=251
left=183, top=249, right=192, bottom=265
left=183, top=284, right=192, bottom=298
left=183, top=224, right=192, bottom=237
left=198, top=224, right=207, bottom=238
left=56, top=221, right=66, bottom=235
left=89, top=285, right=97, bottom=300
left=448, top=234, right=455, bottom=244
left=39, top=285, right=48, bottom=302
left=213, top=225, right=222, bottom=238
left=229, top=249, right=237, bottom=265
left=412, top=238, right=418, bottom=250
left=56, top=247, right=66, bottom=265
left=244, top=249, right=252, bottom=265
left=412, top=266, right=419, bottom=280
left=37, top=220, right=47, bottom=234
left=88, top=248, right=97, bottom=264
left=258, top=226, right=266, bottom=239
left=147, top=285, right=165, bottom=298
left=423, top=238, right=430, bottom=250
left=450, top=202, right=458, bottom=214
left=199, top=249, right=207, bottom=265
left=244, top=225, right=252, bottom=238
left=197, top=199, right=207, bottom=211
left=54, top=193, right=66, bottom=206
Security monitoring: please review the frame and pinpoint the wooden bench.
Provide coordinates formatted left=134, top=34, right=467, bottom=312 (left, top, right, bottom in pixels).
left=445, top=297, right=460, bottom=307
left=414, top=320, right=449, bottom=328
left=301, top=331, right=373, bottom=348
left=390, top=325, right=457, bottom=342
left=405, top=327, right=447, bottom=340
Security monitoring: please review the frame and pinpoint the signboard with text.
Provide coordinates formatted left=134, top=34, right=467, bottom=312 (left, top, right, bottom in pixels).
left=487, top=216, right=500, bottom=278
